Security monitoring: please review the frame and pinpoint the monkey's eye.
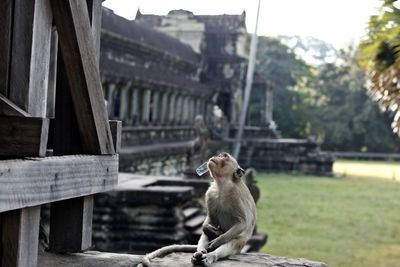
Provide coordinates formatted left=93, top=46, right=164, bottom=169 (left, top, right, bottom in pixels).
left=222, top=153, right=228, bottom=158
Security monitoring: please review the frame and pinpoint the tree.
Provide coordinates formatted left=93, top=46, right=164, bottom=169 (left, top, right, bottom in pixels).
left=359, top=0, right=400, bottom=134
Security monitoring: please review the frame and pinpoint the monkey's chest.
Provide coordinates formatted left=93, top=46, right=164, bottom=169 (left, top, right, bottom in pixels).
left=209, top=200, right=237, bottom=232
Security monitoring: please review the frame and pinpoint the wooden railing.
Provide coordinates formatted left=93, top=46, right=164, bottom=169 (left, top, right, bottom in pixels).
left=0, top=1, right=120, bottom=266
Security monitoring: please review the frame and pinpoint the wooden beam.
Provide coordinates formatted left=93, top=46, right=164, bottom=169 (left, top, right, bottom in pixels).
left=0, top=0, right=13, bottom=97
left=49, top=196, right=93, bottom=252
left=0, top=116, right=49, bottom=157
left=51, top=0, right=114, bottom=154
left=0, top=95, right=31, bottom=117
left=8, top=0, right=53, bottom=117
left=1, top=206, right=40, bottom=267
left=0, top=154, right=118, bottom=213
left=109, top=120, right=122, bottom=153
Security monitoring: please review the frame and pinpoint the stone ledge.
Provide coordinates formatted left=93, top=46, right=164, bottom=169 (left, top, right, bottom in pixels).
left=145, top=252, right=329, bottom=267
left=38, top=250, right=329, bottom=267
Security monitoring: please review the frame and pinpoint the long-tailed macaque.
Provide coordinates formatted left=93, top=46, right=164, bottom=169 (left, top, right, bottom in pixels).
left=141, top=152, right=256, bottom=266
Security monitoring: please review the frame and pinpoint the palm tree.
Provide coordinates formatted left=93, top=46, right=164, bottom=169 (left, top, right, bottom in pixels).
left=359, top=0, right=400, bottom=133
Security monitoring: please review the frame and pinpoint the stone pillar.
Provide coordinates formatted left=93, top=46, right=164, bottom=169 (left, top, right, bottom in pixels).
left=182, top=96, right=189, bottom=124
left=119, top=84, right=130, bottom=121
left=160, top=92, right=169, bottom=125
left=130, top=88, right=139, bottom=125
left=190, top=97, right=196, bottom=123
left=142, top=89, right=151, bottom=124
left=169, top=93, right=176, bottom=124
left=151, top=90, right=160, bottom=124
left=175, top=95, right=182, bottom=125
left=106, top=83, right=116, bottom=117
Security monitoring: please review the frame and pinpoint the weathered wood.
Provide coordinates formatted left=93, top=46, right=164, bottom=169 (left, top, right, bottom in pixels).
left=49, top=196, right=94, bottom=252
left=0, top=95, right=31, bottom=117
left=109, top=120, right=122, bottom=153
left=142, top=252, right=329, bottom=267
left=9, top=0, right=53, bottom=117
left=51, top=0, right=114, bottom=154
left=0, top=154, right=118, bottom=213
left=0, top=116, right=49, bottom=157
left=38, top=250, right=142, bottom=267
left=1, top=206, right=40, bottom=267
left=46, top=29, right=58, bottom=119
left=0, top=0, right=13, bottom=97
left=53, top=53, right=83, bottom=156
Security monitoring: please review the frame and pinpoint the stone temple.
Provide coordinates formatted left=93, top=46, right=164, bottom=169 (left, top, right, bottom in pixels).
left=93, top=7, right=334, bottom=255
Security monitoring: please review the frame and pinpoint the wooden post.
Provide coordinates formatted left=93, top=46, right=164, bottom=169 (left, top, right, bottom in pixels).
left=9, top=0, right=53, bottom=117
left=49, top=0, right=109, bottom=253
left=51, top=0, right=114, bottom=154
left=1, top=207, right=40, bottom=267
left=50, top=197, right=93, bottom=253
left=0, top=0, right=13, bottom=97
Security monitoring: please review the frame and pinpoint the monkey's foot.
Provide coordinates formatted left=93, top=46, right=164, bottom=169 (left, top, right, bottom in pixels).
left=191, top=251, right=216, bottom=266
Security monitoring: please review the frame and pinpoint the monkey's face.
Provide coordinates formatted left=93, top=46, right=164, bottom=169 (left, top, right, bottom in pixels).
left=207, top=152, right=244, bottom=182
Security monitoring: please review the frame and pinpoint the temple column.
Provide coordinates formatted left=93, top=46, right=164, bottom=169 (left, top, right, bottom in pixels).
left=119, top=83, right=130, bottom=122
left=182, top=96, right=189, bottom=124
left=169, top=93, right=176, bottom=124
left=142, top=89, right=151, bottom=125
left=151, top=90, right=160, bottom=124
left=106, top=83, right=116, bottom=117
left=160, top=91, right=169, bottom=125
left=130, top=88, right=139, bottom=125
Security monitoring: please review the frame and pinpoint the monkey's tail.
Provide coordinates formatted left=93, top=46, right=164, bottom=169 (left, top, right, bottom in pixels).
left=141, top=244, right=197, bottom=267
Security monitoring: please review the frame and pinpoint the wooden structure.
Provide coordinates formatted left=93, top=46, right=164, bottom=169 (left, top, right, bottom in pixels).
left=0, top=0, right=120, bottom=266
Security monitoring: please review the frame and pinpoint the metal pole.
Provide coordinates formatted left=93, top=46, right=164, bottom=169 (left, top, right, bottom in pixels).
left=233, top=0, right=261, bottom=158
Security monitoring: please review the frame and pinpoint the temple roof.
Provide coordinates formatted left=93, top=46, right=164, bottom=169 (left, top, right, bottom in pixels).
left=135, top=9, right=246, bottom=34
left=102, top=8, right=199, bottom=64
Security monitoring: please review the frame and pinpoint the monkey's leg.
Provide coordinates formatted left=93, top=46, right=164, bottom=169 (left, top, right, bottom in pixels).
left=191, top=233, right=210, bottom=264
left=200, top=238, right=246, bottom=265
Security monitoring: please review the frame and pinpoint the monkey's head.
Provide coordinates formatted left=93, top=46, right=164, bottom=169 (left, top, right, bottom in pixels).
left=207, top=152, right=245, bottom=182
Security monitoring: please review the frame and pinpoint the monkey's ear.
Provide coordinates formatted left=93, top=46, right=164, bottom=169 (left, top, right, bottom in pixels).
left=233, top=167, right=245, bottom=181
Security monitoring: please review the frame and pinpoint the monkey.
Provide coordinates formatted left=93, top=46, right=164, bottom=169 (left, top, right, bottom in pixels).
left=141, top=152, right=256, bottom=266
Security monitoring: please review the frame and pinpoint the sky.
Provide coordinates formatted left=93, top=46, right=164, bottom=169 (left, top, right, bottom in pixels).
left=103, top=0, right=381, bottom=49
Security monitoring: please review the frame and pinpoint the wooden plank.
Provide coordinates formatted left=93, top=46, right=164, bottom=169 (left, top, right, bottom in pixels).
left=53, top=53, right=83, bottom=156
left=0, top=116, right=49, bottom=157
left=51, top=0, right=114, bottom=154
left=0, top=0, right=13, bottom=97
left=9, top=0, right=53, bottom=117
left=109, top=120, right=122, bottom=153
left=0, top=95, right=31, bottom=117
left=0, top=154, right=118, bottom=213
left=49, top=196, right=93, bottom=252
left=38, top=250, right=142, bottom=267
left=1, top=206, right=40, bottom=267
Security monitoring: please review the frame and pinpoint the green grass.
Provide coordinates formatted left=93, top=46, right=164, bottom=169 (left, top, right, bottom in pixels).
left=256, top=173, right=400, bottom=267
left=334, top=159, right=400, bottom=181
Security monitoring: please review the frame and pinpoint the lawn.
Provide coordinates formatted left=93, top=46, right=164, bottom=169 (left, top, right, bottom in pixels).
left=334, top=159, right=400, bottom=181
left=256, top=172, right=400, bottom=267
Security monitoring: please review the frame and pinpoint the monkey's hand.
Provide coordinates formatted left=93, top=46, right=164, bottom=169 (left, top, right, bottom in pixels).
left=191, top=249, right=207, bottom=265
left=203, top=224, right=222, bottom=240
left=207, top=236, right=224, bottom=251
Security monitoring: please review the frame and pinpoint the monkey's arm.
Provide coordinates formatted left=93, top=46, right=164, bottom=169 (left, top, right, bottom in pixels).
left=207, top=219, right=246, bottom=251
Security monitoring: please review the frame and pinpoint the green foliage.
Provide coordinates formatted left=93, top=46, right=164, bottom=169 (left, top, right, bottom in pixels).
left=257, top=172, right=400, bottom=267
left=252, top=36, right=399, bottom=152
left=359, top=0, right=400, bottom=133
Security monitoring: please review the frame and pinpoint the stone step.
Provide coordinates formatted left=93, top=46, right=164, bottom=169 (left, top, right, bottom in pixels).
left=182, top=207, right=200, bottom=220
left=184, top=214, right=206, bottom=231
